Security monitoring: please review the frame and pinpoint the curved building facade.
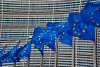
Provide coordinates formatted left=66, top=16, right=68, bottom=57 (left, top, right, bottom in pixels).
left=0, top=0, right=100, bottom=67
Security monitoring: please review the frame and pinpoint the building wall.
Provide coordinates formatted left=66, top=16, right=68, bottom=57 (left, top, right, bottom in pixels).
left=0, top=0, right=99, bottom=67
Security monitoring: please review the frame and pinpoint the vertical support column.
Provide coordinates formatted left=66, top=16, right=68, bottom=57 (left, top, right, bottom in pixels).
left=13, top=40, right=20, bottom=67
left=94, top=28, right=98, bottom=67
left=40, top=55, right=43, bottom=67
left=27, top=35, right=32, bottom=67
left=55, top=38, right=58, bottom=67
left=72, top=37, right=75, bottom=67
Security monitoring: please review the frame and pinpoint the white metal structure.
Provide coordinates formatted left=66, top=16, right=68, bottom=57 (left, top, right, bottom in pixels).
left=0, top=0, right=100, bottom=67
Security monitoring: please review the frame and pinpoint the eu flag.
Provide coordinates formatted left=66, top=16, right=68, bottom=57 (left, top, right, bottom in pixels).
left=32, top=28, right=56, bottom=54
left=46, top=22, right=73, bottom=46
left=81, top=2, right=100, bottom=27
left=33, top=27, right=52, bottom=35
left=68, top=12, right=95, bottom=41
left=0, top=45, right=18, bottom=63
left=14, top=40, right=31, bottom=61
left=0, top=49, right=4, bottom=58
left=34, top=43, right=44, bottom=56
left=40, top=32, right=56, bottom=51
left=31, top=31, right=45, bottom=55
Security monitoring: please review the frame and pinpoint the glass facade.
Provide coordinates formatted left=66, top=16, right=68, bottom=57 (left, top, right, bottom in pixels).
left=0, top=0, right=100, bottom=67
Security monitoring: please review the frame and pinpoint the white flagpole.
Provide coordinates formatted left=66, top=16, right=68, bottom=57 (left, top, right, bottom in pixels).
left=51, top=1, right=58, bottom=67
left=55, top=38, right=58, bottom=67
left=27, top=36, right=32, bottom=67
left=94, top=27, right=98, bottom=67
left=72, top=37, right=75, bottom=67
left=13, top=40, right=20, bottom=67
left=26, top=0, right=31, bottom=66
left=40, top=54, right=43, bottom=67
left=75, top=0, right=82, bottom=67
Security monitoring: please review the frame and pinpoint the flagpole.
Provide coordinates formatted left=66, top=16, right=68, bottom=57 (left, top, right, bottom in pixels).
left=94, top=27, right=98, bottom=67
left=40, top=54, right=43, bottom=67
left=51, top=1, right=58, bottom=67
left=26, top=36, right=32, bottom=67
left=55, top=38, right=58, bottom=67
left=72, top=37, right=75, bottom=67
left=13, top=40, right=20, bottom=67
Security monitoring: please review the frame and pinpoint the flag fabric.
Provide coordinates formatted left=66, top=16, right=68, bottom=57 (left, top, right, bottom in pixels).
left=41, top=32, right=56, bottom=51
left=32, top=27, right=56, bottom=55
left=0, top=49, right=4, bottom=58
left=32, top=32, right=45, bottom=55
left=0, top=45, right=18, bottom=63
left=81, top=2, right=100, bottom=27
left=14, top=40, right=32, bottom=61
left=68, top=12, right=95, bottom=41
left=34, top=43, right=44, bottom=56
left=46, top=22, right=73, bottom=46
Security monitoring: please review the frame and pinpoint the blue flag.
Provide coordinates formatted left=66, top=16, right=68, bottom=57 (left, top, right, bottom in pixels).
left=14, top=41, right=31, bottom=61
left=32, top=32, right=44, bottom=55
left=34, top=43, right=44, bottom=56
left=68, top=12, right=95, bottom=41
left=81, top=2, right=100, bottom=27
left=33, top=27, right=52, bottom=35
left=0, top=49, right=4, bottom=58
left=40, top=32, right=56, bottom=51
left=0, top=45, right=18, bottom=63
left=32, top=27, right=56, bottom=55
left=46, top=22, right=73, bottom=46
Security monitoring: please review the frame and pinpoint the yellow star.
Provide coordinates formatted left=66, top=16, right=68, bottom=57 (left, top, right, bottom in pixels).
left=85, top=26, right=87, bottom=28
left=39, top=38, right=40, bottom=40
left=90, top=17, right=93, bottom=19
left=24, top=51, right=26, bottom=52
left=40, top=41, right=42, bottom=44
left=74, top=31, right=76, bottom=34
left=40, top=32, right=42, bottom=34
left=62, top=32, right=64, bottom=34
left=96, top=23, right=99, bottom=26
left=92, top=20, right=95, bottom=22
left=49, top=42, right=51, bottom=44
left=76, top=20, right=78, bottom=23
left=96, top=8, right=99, bottom=11
left=91, top=12, right=94, bottom=15
left=62, top=36, right=63, bottom=38
left=82, top=30, right=85, bottom=33
left=74, top=24, right=76, bottom=26
left=39, top=36, right=40, bottom=37
left=59, top=25, right=61, bottom=27
left=25, top=48, right=26, bottom=50
left=73, top=28, right=75, bottom=30
left=53, top=31, right=55, bottom=33
left=78, top=33, right=81, bottom=36
left=42, top=43, right=45, bottom=45
left=50, top=35, right=52, bottom=36
left=62, top=26, right=64, bottom=28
